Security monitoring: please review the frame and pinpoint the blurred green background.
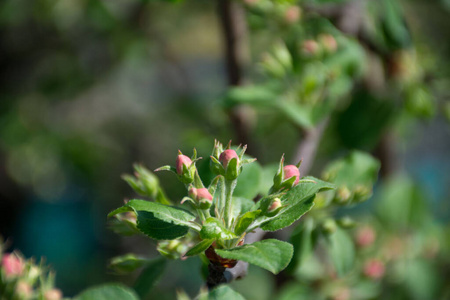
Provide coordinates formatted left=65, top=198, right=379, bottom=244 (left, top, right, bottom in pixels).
left=0, top=0, right=449, bottom=298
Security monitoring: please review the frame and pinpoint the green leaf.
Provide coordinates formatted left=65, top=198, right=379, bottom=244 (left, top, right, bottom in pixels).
left=136, top=211, right=190, bottom=240
left=255, top=177, right=334, bottom=232
left=336, top=90, right=396, bottom=149
left=108, top=200, right=199, bottom=231
left=200, top=218, right=237, bottom=240
left=108, top=206, right=133, bottom=217
left=185, top=239, right=215, bottom=257
left=286, top=218, right=316, bottom=273
left=109, top=254, right=149, bottom=273
left=277, top=101, right=315, bottom=129
left=223, top=85, right=278, bottom=109
left=234, top=160, right=262, bottom=200
left=215, top=239, right=293, bottom=274
left=231, top=197, right=256, bottom=222
left=326, top=228, right=355, bottom=276
left=208, top=285, right=246, bottom=300
left=134, top=258, right=167, bottom=299
left=375, top=175, right=431, bottom=230
left=74, top=284, right=139, bottom=300
left=323, top=151, right=380, bottom=188
left=235, top=211, right=261, bottom=236
left=107, top=216, right=140, bottom=236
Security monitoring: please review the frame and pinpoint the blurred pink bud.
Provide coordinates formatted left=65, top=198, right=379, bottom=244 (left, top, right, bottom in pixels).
left=283, top=165, right=300, bottom=185
left=333, top=287, right=351, bottom=300
left=285, top=6, right=301, bottom=23
left=356, top=226, right=376, bottom=248
left=16, top=281, right=32, bottom=298
left=176, top=154, right=192, bottom=175
left=219, top=149, right=238, bottom=168
left=363, top=259, right=385, bottom=279
left=319, top=34, right=338, bottom=52
left=44, top=289, right=63, bottom=300
left=2, top=254, right=24, bottom=278
left=302, top=40, right=319, bottom=55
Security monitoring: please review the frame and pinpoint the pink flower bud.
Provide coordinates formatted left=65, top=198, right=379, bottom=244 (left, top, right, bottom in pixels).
left=189, top=188, right=212, bottom=202
left=285, top=6, right=301, bottom=24
left=268, top=198, right=282, bottom=212
left=196, top=188, right=213, bottom=202
left=302, top=40, right=319, bottom=56
left=16, top=281, right=32, bottom=298
left=283, top=165, right=300, bottom=185
left=355, top=226, right=376, bottom=248
left=2, top=254, right=24, bottom=278
left=219, top=149, right=238, bottom=169
left=363, top=259, right=385, bottom=279
left=176, top=154, right=192, bottom=175
left=266, top=198, right=282, bottom=216
left=44, top=289, right=63, bottom=300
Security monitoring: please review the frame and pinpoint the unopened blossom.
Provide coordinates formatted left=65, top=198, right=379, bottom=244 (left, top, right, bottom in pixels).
left=176, top=154, right=192, bottom=175
left=2, top=253, right=24, bottom=278
left=283, top=165, right=300, bottom=185
left=219, top=149, right=239, bottom=168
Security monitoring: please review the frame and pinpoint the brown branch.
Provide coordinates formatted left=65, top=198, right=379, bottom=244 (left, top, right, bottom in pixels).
left=293, top=118, right=330, bottom=175
left=217, top=0, right=255, bottom=152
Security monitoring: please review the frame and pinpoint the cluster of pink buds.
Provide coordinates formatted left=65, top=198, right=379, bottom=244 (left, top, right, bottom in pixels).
left=1, top=251, right=63, bottom=300
left=301, top=34, right=338, bottom=57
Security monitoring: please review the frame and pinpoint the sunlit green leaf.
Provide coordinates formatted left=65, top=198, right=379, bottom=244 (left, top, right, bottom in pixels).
left=109, top=254, right=149, bottom=273
left=185, top=239, right=215, bottom=257
left=200, top=218, right=237, bottom=240
left=215, top=239, right=293, bottom=274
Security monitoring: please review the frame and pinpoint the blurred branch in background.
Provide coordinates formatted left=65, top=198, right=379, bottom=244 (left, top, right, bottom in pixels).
left=217, top=0, right=256, bottom=153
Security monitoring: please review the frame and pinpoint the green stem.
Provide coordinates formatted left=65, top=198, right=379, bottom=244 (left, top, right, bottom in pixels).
left=224, top=179, right=237, bottom=229
left=203, top=208, right=211, bottom=219
left=197, top=209, right=206, bottom=222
